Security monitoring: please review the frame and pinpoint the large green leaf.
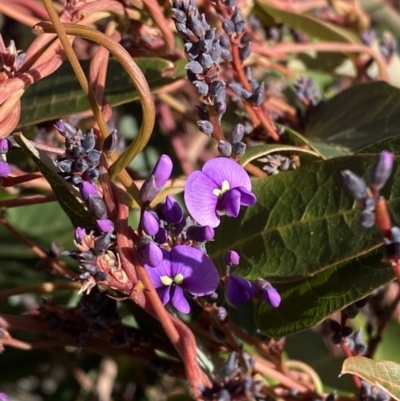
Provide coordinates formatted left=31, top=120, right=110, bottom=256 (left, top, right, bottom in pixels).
left=341, top=357, right=400, bottom=401
left=254, top=0, right=360, bottom=43
left=306, top=82, right=400, bottom=152
left=13, top=133, right=92, bottom=228
left=256, top=253, right=394, bottom=336
left=18, top=58, right=185, bottom=127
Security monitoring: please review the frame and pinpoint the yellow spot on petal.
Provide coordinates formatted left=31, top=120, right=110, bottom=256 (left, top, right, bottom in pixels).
left=160, top=276, right=173, bottom=286
left=173, top=273, right=184, bottom=285
left=212, top=180, right=230, bottom=198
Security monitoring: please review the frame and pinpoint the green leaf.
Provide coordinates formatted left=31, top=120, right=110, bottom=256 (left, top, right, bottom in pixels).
left=306, top=82, right=400, bottom=152
left=239, top=144, right=321, bottom=167
left=254, top=0, right=360, bottom=43
left=341, top=356, right=400, bottom=401
left=13, top=133, right=92, bottom=228
left=256, top=253, right=394, bottom=336
left=19, top=58, right=185, bottom=127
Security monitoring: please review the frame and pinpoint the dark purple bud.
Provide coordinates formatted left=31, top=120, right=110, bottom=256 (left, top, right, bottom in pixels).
left=234, top=21, right=245, bottom=34
left=198, top=53, right=213, bottom=69
left=55, top=120, right=78, bottom=139
left=159, top=195, right=183, bottom=223
left=73, top=159, right=89, bottom=173
left=97, top=219, right=114, bottom=233
left=87, top=196, right=108, bottom=219
left=0, top=161, right=10, bottom=177
left=205, top=28, right=216, bottom=41
left=370, top=151, right=394, bottom=191
left=220, top=47, right=233, bottom=62
left=239, top=43, right=251, bottom=60
left=223, top=353, right=238, bottom=377
left=175, top=21, right=189, bottom=36
left=197, top=120, right=214, bottom=136
left=241, top=88, right=253, bottom=99
left=226, top=275, right=254, bottom=306
left=189, top=15, right=205, bottom=38
left=87, top=149, right=101, bottom=165
left=154, top=227, right=168, bottom=244
left=363, top=197, right=375, bottom=213
left=218, top=140, right=232, bottom=157
left=138, top=240, right=163, bottom=267
left=231, top=124, right=244, bottom=143
left=82, top=130, right=96, bottom=151
left=359, top=210, right=375, bottom=228
left=142, top=211, right=160, bottom=236
left=186, top=225, right=215, bottom=241
left=268, top=26, right=282, bottom=42
left=185, top=42, right=199, bottom=60
left=222, top=19, right=235, bottom=35
left=390, top=226, right=400, bottom=242
left=341, top=170, right=368, bottom=200
left=211, top=41, right=222, bottom=63
left=185, top=60, right=203, bottom=74
left=152, top=154, right=173, bottom=188
left=85, top=167, right=101, bottom=181
left=224, top=250, right=240, bottom=266
left=139, top=176, right=158, bottom=204
left=200, top=14, right=210, bottom=30
left=252, top=82, right=266, bottom=106
left=232, top=142, right=246, bottom=157
left=0, top=139, right=9, bottom=154
left=209, top=80, right=225, bottom=98
left=71, top=175, right=83, bottom=185
left=229, top=82, right=243, bottom=97
left=196, top=106, right=209, bottom=121
left=199, top=39, right=213, bottom=53
left=328, top=318, right=341, bottom=333
left=169, top=218, right=186, bottom=236
left=103, top=130, right=118, bottom=153
left=74, top=146, right=86, bottom=159
left=172, top=8, right=186, bottom=23
left=232, top=8, right=244, bottom=24
left=194, top=81, right=208, bottom=96
left=213, top=101, right=226, bottom=116
left=342, top=326, right=353, bottom=337
left=79, top=181, right=100, bottom=201
left=58, top=159, right=72, bottom=172
left=253, top=279, right=281, bottom=307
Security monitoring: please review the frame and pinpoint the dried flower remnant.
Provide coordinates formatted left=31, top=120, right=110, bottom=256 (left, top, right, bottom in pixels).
left=145, top=245, right=219, bottom=313
left=185, top=157, right=256, bottom=227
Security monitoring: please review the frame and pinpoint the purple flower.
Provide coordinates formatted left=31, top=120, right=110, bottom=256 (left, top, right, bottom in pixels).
left=224, top=250, right=240, bottom=266
left=0, top=161, right=10, bottom=177
left=145, top=245, right=219, bottom=313
left=96, top=219, right=114, bottom=233
left=253, top=279, right=281, bottom=308
left=138, top=240, right=163, bottom=267
left=226, top=275, right=254, bottom=306
left=184, top=157, right=256, bottom=227
left=158, top=195, right=183, bottom=223
left=186, top=225, right=215, bottom=242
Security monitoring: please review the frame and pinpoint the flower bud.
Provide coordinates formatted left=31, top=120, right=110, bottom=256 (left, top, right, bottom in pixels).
left=75, top=227, right=86, bottom=242
left=87, top=196, right=108, bottom=219
left=158, top=196, right=183, bottom=223
left=231, top=124, right=244, bottom=143
left=185, top=60, right=203, bottom=74
left=253, top=278, right=281, bottom=307
left=139, top=176, right=158, bottom=204
left=370, top=151, right=394, bottom=191
left=341, top=170, right=368, bottom=200
left=0, top=161, right=10, bottom=177
left=199, top=53, right=213, bottom=69
left=138, top=240, right=163, bottom=267
left=358, top=210, right=375, bottom=228
left=186, top=225, right=215, bottom=241
left=224, top=250, right=240, bottom=266
left=82, top=130, right=96, bottom=151
left=0, top=139, right=9, bottom=154
left=103, top=130, right=118, bottom=153
left=218, top=140, right=232, bottom=157
left=222, top=19, right=235, bottom=35
left=226, top=275, right=254, bottom=306
left=154, top=227, right=168, bottom=244
left=152, top=154, right=173, bottom=189
left=198, top=120, right=214, bottom=136
left=239, top=43, right=251, bottom=60
left=97, top=219, right=114, bottom=233
left=232, top=142, right=246, bottom=157
left=194, top=81, right=209, bottom=96
left=142, top=211, right=160, bottom=236
left=79, top=181, right=100, bottom=201
left=199, top=38, right=213, bottom=53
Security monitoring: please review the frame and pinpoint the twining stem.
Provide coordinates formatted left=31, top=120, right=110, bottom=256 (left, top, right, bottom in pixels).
left=0, top=194, right=56, bottom=208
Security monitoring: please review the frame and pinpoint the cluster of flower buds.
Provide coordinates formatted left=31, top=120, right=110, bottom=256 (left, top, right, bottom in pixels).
left=229, top=69, right=266, bottom=107
left=341, top=150, right=394, bottom=229
left=293, top=76, right=320, bottom=108
left=55, top=120, right=102, bottom=185
left=224, top=250, right=281, bottom=308
left=328, top=318, right=353, bottom=345
left=171, top=0, right=227, bottom=135
left=201, top=352, right=264, bottom=401
left=0, top=138, right=11, bottom=178
left=360, top=380, right=390, bottom=401
left=258, top=153, right=296, bottom=175
left=217, top=123, right=246, bottom=158
left=379, top=32, right=397, bottom=64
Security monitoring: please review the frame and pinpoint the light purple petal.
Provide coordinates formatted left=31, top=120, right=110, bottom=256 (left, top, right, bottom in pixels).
left=142, top=211, right=160, bottom=236
left=237, top=186, right=257, bottom=206
left=0, top=161, right=10, bottom=177
left=171, top=285, right=190, bottom=313
left=96, top=219, right=114, bottom=233
left=170, top=245, right=219, bottom=296
left=156, top=285, right=171, bottom=305
left=218, top=188, right=241, bottom=217
left=202, top=157, right=252, bottom=190
left=184, top=171, right=220, bottom=227
left=226, top=275, right=254, bottom=306
left=79, top=181, right=100, bottom=201
left=144, top=250, right=172, bottom=287
left=0, top=393, right=10, bottom=401
left=262, top=284, right=281, bottom=308
left=152, top=154, right=173, bottom=188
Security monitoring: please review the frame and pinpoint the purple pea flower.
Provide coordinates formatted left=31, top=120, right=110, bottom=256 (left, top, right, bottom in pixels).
left=226, top=275, right=254, bottom=306
left=145, top=245, right=219, bottom=313
left=184, top=157, right=257, bottom=227
left=0, top=393, right=9, bottom=401
left=0, top=161, right=10, bottom=177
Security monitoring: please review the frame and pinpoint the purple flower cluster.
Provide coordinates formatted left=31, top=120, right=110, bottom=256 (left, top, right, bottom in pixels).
left=0, top=138, right=11, bottom=178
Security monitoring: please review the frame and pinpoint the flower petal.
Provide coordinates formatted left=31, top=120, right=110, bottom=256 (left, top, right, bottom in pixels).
left=237, top=186, right=257, bottom=206
left=145, top=251, right=172, bottom=288
left=170, top=245, right=219, bottom=296
left=226, top=275, right=254, bottom=306
left=156, top=285, right=171, bottom=305
left=202, top=157, right=252, bottom=190
left=0, top=161, right=10, bottom=177
left=218, top=188, right=241, bottom=217
left=184, top=171, right=220, bottom=227
left=171, top=285, right=190, bottom=313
